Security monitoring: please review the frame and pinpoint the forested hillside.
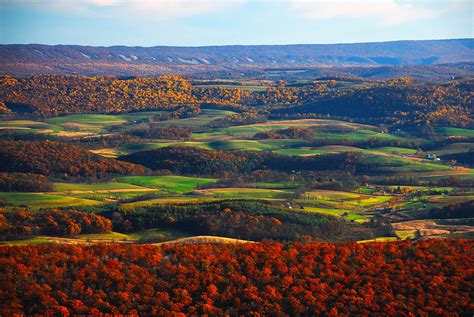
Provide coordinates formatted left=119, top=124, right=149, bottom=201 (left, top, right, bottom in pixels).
left=0, top=140, right=145, bottom=179
left=1, top=240, right=472, bottom=315
left=0, top=209, right=112, bottom=240
left=0, top=75, right=192, bottom=115
left=273, top=79, right=473, bottom=127
left=1, top=75, right=472, bottom=128
left=119, top=146, right=359, bottom=177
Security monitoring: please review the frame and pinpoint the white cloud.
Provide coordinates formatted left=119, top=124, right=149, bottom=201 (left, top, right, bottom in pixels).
left=1, top=0, right=246, bottom=20
left=288, top=0, right=440, bottom=26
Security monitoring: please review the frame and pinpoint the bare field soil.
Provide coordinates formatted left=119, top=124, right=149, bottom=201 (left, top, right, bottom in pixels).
left=392, top=220, right=474, bottom=237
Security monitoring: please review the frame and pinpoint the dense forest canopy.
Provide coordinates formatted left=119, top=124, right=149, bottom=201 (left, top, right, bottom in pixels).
left=0, top=173, right=52, bottom=192
left=0, top=140, right=146, bottom=179
left=0, top=75, right=193, bottom=115
left=1, top=75, right=472, bottom=128
left=0, top=209, right=112, bottom=240
left=1, top=239, right=472, bottom=315
left=274, top=80, right=473, bottom=127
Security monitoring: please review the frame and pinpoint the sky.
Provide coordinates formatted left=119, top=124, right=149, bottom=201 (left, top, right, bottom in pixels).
left=0, top=0, right=472, bottom=46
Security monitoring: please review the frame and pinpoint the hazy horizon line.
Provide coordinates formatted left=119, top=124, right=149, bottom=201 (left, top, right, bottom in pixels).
left=1, top=37, right=472, bottom=48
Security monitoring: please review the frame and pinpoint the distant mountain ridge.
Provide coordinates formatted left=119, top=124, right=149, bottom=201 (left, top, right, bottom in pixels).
left=1, top=39, right=473, bottom=78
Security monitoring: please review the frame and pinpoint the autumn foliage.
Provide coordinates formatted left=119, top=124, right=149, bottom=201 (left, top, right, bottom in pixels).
left=0, top=173, right=52, bottom=192
left=275, top=80, right=473, bottom=127
left=0, top=75, right=193, bottom=115
left=0, top=140, right=145, bottom=179
left=1, top=75, right=472, bottom=128
left=110, top=200, right=338, bottom=241
left=0, top=239, right=472, bottom=315
left=0, top=209, right=112, bottom=240
left=119, top=145, right=359, bottom=177
left=254, top=127, right=316, bottom=140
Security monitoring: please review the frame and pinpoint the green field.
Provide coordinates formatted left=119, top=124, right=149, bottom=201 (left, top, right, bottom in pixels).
left=128, top=228, right=190, bottom=240
left=73, top=191, right=158, bottom=201
left=0, top=111, right=168, bottom=138
left=193, top=120, right=387, bottom=140
left=432, top=143, right=474, bottom=155
left=0, top=237, right=55, bottom=246
left=79, top=228, right=189, bottom=241
left=116, top=175, right=217, bottom=193
left=79, top=232, right=131, bottom=240
left=295, top=189, right=393, bottom=212
left=50, top=182, right=158, bottom=202
left=357, top=237, right=399, bottom=243
left=93, top=141, right=214, bottom=157
left=0, top=228, right=192, bottom=245
left=435, top=127, right=474, bottom=137
left=208, top=140, right=279, bottom=151
left=120, top=141, right=212, bottom=153
left=0, top=120, right=64, bottom=134
left=384, top=185, right=456, bottom=192
left=119, top=196, right=219, bottom=209
left=303, top=190, right=360, bottom=200
left=360, top=155, right=451, bottom=172
left=195, top=188, right=293, bottom=199
left=156, top=109, right=236, bottom=128
left=303, top=207, right=365, bottom=221
left=46, top=114, right=128, bottom=135
left=46, top=114, right=126, bottom=125
left=0, top=192, right=101, bottom=209
left=53, top=182, right=149, bottom=191
left=400, top=169, right=474, bottom=181
left=373, top=147, right=418, bottom=155
left=427, top=194, right=474, bottom=204
left=315, top=130, right=405, bottom=141
left=274, top=148, right=331, bottom=156
left=250, top=181, right=309, bottom=189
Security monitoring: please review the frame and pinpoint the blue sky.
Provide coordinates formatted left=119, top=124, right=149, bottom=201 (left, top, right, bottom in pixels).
left=0, top=0, right=472, bottom=46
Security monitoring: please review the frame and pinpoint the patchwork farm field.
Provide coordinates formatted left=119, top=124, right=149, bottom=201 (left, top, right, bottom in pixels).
left=1, top=105, right=473, bottom=245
